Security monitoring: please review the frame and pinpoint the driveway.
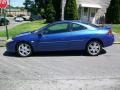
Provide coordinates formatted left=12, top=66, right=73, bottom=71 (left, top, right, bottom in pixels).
left=0, top=45, right=120, bottom=90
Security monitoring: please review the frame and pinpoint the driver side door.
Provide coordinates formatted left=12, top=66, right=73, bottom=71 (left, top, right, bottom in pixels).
left=37, top=22, right=72, bottom=51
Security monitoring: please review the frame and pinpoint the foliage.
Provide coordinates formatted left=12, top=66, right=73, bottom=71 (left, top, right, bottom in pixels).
left=52, top=0, right=62, bottom=20
left=0, top=20, right=47, bottom=37
left=24, top=0, right=36, bottom=14
left=64, top=0, right=79, bottom=20
left=106, top=0, right=120, bottom=24
left=7, top=14, right=14, bottom=17
left=45, top=0, right=56, bottom=23
left=112, top=24, right=120, bottom=34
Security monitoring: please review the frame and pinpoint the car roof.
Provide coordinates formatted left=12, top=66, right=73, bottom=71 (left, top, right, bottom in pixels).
left=54, top=20, right=88, bottom=24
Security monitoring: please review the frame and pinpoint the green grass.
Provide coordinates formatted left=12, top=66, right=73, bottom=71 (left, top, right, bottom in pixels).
left=112, top=24, right=120, bottom=34
left=0, top=22, right=120, bottom=37
left=0, top=20, right=48, bottom=37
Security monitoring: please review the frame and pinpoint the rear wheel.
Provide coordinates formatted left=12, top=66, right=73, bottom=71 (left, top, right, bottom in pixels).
left=86, top=41, right=102, bottom=56
left=16, top=42, right=32, bottom=57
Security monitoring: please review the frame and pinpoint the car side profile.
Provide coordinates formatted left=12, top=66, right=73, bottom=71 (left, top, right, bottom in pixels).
left=6, top=21, right=114, bottom=57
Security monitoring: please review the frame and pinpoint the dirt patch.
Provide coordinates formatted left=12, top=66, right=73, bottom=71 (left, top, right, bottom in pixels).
left=0, top=37, right=6, bottom=47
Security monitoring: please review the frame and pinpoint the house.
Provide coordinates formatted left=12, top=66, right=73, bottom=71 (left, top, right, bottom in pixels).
left=6, top=9, right=30, bottom=16
left=61, top=0, right=111, bottom=24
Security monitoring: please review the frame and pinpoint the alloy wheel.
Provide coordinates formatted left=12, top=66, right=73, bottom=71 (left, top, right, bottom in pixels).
left=17, top=43, right=32, bottom=57
left=87, top=41, right=102, bottom=56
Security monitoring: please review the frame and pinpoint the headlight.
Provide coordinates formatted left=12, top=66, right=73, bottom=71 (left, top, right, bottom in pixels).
left=6, top=39, right=13, bottom=43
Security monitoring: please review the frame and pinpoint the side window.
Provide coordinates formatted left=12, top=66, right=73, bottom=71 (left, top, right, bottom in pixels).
left=45, top=23, right=69, bottom=34
left=72, top=23, right=87, bottom=31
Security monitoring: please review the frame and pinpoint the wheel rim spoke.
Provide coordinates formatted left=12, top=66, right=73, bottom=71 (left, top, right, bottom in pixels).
left=18, top=43, right=31, bottom=56
left=88, top=42, right=101, bottom=55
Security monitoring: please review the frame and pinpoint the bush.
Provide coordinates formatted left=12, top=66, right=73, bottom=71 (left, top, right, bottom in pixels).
left=7, top=14, right=14, bottom=17
left=52, top=0, right=61, bottom=21
left=106, top=0, right=120, bottom=24
left=64, top=0, right=78, bottom=20
left=45, top=0, right=56, bottom=23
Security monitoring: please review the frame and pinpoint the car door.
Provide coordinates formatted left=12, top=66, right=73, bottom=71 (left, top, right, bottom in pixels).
left=37, top=22, right=72, bottom=51
left=69, top=23, right=88, bottom=50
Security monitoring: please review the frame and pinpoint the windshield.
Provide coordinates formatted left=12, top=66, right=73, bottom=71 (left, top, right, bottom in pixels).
left=33, top=24, right=48, bottom=34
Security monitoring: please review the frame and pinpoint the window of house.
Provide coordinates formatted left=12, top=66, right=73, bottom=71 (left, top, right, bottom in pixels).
left=84, top=7, right=89, bottom=16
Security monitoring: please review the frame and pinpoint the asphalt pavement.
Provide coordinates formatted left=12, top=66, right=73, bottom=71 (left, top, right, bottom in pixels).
left=0, top=45, right=120, bottom=90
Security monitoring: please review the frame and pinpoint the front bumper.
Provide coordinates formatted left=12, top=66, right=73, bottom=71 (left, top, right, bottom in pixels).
left=6, top=41, right=16, bottom=53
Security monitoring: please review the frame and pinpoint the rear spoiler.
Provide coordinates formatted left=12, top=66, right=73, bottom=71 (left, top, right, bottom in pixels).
left=102, top=25, right=112, bottom=30
left=99, top=24, right=112, bottom=30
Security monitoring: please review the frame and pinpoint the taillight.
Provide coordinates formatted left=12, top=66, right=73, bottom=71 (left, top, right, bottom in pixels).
left=107, top=30, right=112, bottom=35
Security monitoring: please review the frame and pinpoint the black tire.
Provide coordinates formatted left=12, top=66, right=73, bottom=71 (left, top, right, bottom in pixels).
left=16, top=42, right=32, bottom=57
left=86, top=41, right=102, bottom=56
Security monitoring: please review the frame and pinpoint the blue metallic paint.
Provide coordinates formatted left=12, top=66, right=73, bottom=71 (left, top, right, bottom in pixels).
left=6, top=21, right=114, bottom=53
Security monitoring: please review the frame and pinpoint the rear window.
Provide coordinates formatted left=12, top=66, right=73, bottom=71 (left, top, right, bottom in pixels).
left=72, top=23, right=87, bottom=31
left=83, top=23, right=100, bottom=28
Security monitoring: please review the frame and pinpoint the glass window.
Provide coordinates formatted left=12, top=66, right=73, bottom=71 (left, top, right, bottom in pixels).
left=72, top=23, right=87, bottom=31
left=45, top=23, right=69, bottom=34
left=84, top=7, right=88, bottom=16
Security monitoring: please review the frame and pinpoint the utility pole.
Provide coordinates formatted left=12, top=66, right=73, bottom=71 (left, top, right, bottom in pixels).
left=9, top=0, right=10, bottom=14
left=3, top=9, right=9, bottom=39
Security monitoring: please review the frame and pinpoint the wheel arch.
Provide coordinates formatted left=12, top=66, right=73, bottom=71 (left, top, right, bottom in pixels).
left=86, top=38, right=104, bottom=48
left=15, top=41, right=34, bottom=52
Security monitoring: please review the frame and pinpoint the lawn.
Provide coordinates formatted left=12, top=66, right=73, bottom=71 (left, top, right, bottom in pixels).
left=112, top=24, right=120, bottom=34
left=0, top=20, right=48, bottom=37
left=0, top=22, right=120, bottom=38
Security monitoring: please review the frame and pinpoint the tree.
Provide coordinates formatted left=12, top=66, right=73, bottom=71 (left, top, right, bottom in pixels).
left=106, top=0, right=120, bottom=24
left=24, top=0, right=33, bottom=11
left=45, top=0, right=56, bottom=23
left=52, top=0, right=62, bottom=21
left=34, top=0, right=48, bottom=18
left=64, top=0, right=78, bottom=20
left=24, top=0, right=37, bottom=14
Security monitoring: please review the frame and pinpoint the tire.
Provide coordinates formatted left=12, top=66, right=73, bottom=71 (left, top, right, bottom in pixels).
left=86, top=41, right=102, bottom=56
left=16, top=42, right=32, bottom=57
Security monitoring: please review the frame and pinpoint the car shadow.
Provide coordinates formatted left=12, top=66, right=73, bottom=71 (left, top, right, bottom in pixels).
left=3, top=49, right=107, bottom=57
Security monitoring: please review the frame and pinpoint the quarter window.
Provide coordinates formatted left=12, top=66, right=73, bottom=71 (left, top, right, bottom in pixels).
left=72, top=23, right=87, bottom=31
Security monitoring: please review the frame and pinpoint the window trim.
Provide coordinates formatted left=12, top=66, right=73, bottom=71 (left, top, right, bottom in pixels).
left=44, top=22, right=70, bottom=35
left=70, top=23, right=87, bottom=32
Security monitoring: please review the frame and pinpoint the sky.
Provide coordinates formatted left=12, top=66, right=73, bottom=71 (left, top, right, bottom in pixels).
left=8, top=0, right=25, bottom=7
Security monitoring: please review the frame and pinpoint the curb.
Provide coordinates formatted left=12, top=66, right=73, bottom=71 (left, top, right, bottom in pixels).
left=114, top=42, right=120, bottom=44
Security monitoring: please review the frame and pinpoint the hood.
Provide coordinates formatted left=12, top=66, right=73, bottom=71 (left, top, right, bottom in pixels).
left=13, top=31, right=38, bottom=41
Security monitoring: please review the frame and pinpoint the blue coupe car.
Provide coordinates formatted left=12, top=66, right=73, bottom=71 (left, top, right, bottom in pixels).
left=6, top=21, right=114, bottom=57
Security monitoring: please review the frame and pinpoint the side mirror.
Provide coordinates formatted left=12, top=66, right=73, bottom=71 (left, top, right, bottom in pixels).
left=38, top=32, right=43, bottom=37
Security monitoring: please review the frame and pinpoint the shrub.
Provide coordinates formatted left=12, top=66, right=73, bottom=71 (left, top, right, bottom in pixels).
left=45, top=0, right=56, bottom=23
left=106, top=0, right=120, bottom=24
left=7, top=14, right=14, bottom=17
left=64, top=0, right=78, bottom=20
left=52, top=0, right=61, bottom=21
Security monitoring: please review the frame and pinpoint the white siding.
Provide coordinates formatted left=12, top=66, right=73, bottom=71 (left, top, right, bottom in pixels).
left=61, top=0, right=111, bottom=23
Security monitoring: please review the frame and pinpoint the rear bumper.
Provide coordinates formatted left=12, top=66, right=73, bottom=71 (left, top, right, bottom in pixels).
left=103, top=35, right=114, bottom=47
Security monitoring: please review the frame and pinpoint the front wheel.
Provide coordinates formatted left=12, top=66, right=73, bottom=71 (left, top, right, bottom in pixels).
left=16, top=42, right=32, bottom=57
left=86, top=41, right=102, bottom=56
